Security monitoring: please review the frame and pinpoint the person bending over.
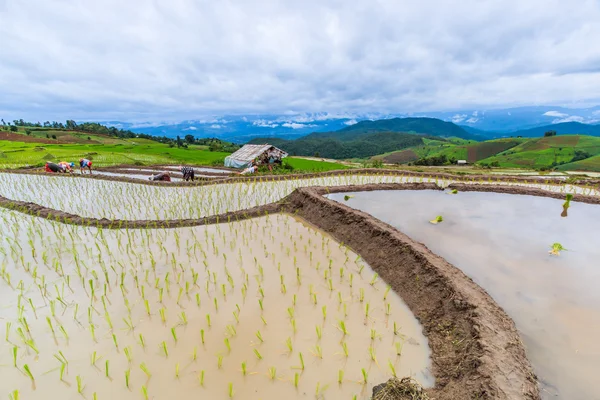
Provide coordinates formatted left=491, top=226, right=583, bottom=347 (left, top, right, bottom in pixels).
left=45, top=161, right=61, bottom=173
left=180, top=165, right=195, bottom=181
left=149, top=172, right=171, bottom=182
left=79, top=158, right=93, bottom=174
left=58, top=161, right=74, bottom=173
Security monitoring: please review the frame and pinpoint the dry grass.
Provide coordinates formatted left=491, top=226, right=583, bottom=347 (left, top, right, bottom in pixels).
left=373, top=377, right=429, bottom=400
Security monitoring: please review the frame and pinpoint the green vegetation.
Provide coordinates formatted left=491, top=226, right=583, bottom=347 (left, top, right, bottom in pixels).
left=0, top=139, right=231, bottom=169
left=283, top=158, right=348, bottom=172
left=305, top=117, right=478, bottom=141
left=249, top=132, right=433, bottom=159
left=374, top=134, right=600, bottom=172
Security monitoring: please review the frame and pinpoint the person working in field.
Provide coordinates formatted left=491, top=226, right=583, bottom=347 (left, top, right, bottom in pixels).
left=44, top=161, right=61, bottom=173
left=149, top=171, right=171, bottom=181
left=79, top=158, right=93, bottom=174
left=180, top=165, right=195, bottom=181
left=58, top=161, right=74, bottom=173
left=239, top=161, right=258, bottom=175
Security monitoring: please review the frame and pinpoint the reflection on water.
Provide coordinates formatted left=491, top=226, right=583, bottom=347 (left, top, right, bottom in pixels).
left=329, top=190, right=600, bottom=400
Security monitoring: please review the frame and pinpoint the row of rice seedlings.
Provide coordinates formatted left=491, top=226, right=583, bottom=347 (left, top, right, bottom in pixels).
left=0, top=210, right=421, bottom=398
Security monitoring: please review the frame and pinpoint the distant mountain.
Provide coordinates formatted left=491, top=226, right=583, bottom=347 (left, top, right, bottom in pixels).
left=248, top=131, right=434, bottom=159
left=304, top=117, right=479, bottom=141
left=107, top=105, right=600, bottom=143
left=509, top=122, right=600, bottom=138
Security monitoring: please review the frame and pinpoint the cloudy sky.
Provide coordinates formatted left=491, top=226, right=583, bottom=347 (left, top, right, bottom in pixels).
left=2, top=0, right=600, bottom=122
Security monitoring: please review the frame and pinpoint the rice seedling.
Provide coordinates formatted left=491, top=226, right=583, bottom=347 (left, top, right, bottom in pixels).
left=396, top=341, right=404, bottom=356
left=141, top=385, right=149, bottom=400
left=361, top=368, right=368, bottom=384
left=388, top=360, right=397, bottom=377
left=140, top=362, right=151, bottom=378
left=294, top=372, right=299, bottom=388
left=429, top=215, right=444, bottom=224
left=253, top=349, right=263, bottom=360
left=549, top=242, right=567, bottom=256
left=161, top=341, right=169, bottom=357
left=218, top=355, right=223, bottom=369
left=228, top=382, right=234, bottom=398
left=105, top=360, right=110, bottom=378
left=23, top=364, right=35, bottom=384
left=125, top=369, right=131, bottom=388
left=76, top=375, right=84, bottom=394
left=225, top=337, right=231, bottom=352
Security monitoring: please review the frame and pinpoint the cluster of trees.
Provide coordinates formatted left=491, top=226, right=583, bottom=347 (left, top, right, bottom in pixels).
left=413, top=154, right=457, bottom=166
left=249, top=132, right=428, bottom=159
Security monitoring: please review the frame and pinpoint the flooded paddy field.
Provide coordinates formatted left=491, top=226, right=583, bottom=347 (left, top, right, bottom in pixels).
left=0, top=210, right=431, bottom=400
left=0, top=172, right=597, bottom=221
left=329, top=189, right=600, bottom=400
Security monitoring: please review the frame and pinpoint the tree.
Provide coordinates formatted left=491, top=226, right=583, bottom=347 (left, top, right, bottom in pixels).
left=176, top=135, right=183, bottom=147
left=544, top=130, right=557, bottom=137
left=65, top=120, right=78, bottom=130
left=25, top=129, right=32, bottom=135
left=9, top=125, right=18, bottom=132
left=184, top=134, right=195, bottom=144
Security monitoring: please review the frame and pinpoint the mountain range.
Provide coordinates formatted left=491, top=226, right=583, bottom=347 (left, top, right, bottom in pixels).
left=113, top=105, right=600, bottom=143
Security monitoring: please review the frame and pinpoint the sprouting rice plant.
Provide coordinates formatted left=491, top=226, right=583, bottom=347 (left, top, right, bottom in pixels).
left=549, top=242, right=567, bottom=256
left=430, top=215, right=443, bottom=224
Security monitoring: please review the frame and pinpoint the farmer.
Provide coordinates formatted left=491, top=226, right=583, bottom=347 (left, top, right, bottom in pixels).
left=79, top=158, right=93, bottom=174
left=240, top=161, right=258, bottom=175
left=180, top=165, right=195, bottom=181
left=44, top=161, right=61, bottom=173
left=58, top=161, right=74, bottom=173
left=267, top=151, right=276, bottom=172
left=149, top=171, right=171, bottom=182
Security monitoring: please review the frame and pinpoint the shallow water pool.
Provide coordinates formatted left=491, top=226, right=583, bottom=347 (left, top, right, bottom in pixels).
left=328, top=190, right=600, bottom=400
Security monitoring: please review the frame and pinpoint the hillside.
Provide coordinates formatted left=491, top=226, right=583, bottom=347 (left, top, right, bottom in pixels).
left=376, top=134, right=600, bottom=171
left=510, top=122, right=600, bottom=137
left=480, top=135, right=600, bottom=169
left=304, top=117, right=479, bottom=141
left=249, top=131, right=432, bottom=159
left=0, top=124, right=238, bottom=168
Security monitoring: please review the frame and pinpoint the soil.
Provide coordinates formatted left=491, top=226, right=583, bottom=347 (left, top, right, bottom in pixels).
left=0, top=131, right=56, bottom=144
left=5, top=176, right=599, bottom=399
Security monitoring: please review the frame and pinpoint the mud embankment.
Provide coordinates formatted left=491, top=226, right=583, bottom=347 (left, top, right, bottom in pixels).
left=283, top=186, right=540, bottom=400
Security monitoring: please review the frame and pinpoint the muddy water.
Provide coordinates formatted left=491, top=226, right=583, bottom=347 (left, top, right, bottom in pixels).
left=0, top=210, right=431, bottom=400
left=1, top=172, right=596, bottom=221
left=329, top=190, right=600, bottom=400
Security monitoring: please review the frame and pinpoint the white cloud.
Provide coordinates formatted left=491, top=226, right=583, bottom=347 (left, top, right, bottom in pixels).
left=466, top=117, right=479, bottom=123
left=183, top=126, right=198, bottom=130
left=543, top=111, right=569, bottom=118
left=552, top=115, right=585, bottom=123
left=344, top=119, right=357, bottom=125
left=472, top=111, right=479, bottom=117
left=282, top=122, right=317, bottom=129
left=210, top=124, right=222, bottom=128
left=451, top=114, right=467, bottom=123
left=252, top=120, right=279, bottom=128
left=2, top=0, right=600, bottom=121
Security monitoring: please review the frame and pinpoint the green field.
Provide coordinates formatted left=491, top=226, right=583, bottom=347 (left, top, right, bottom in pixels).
left=374, top=135, right=600, bottom=172
left=482, top=135, right=600, bottom=169
left=0, top=129, right=350, bottom=173
left=282, top=157, right=349, bottom=172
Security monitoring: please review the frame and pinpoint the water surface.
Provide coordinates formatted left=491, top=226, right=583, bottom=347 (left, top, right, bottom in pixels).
left=329, top=190, right=600, bottom=400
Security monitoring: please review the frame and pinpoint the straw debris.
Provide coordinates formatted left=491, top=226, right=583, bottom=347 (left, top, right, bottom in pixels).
left=372, top=377, right=429, bottom=400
